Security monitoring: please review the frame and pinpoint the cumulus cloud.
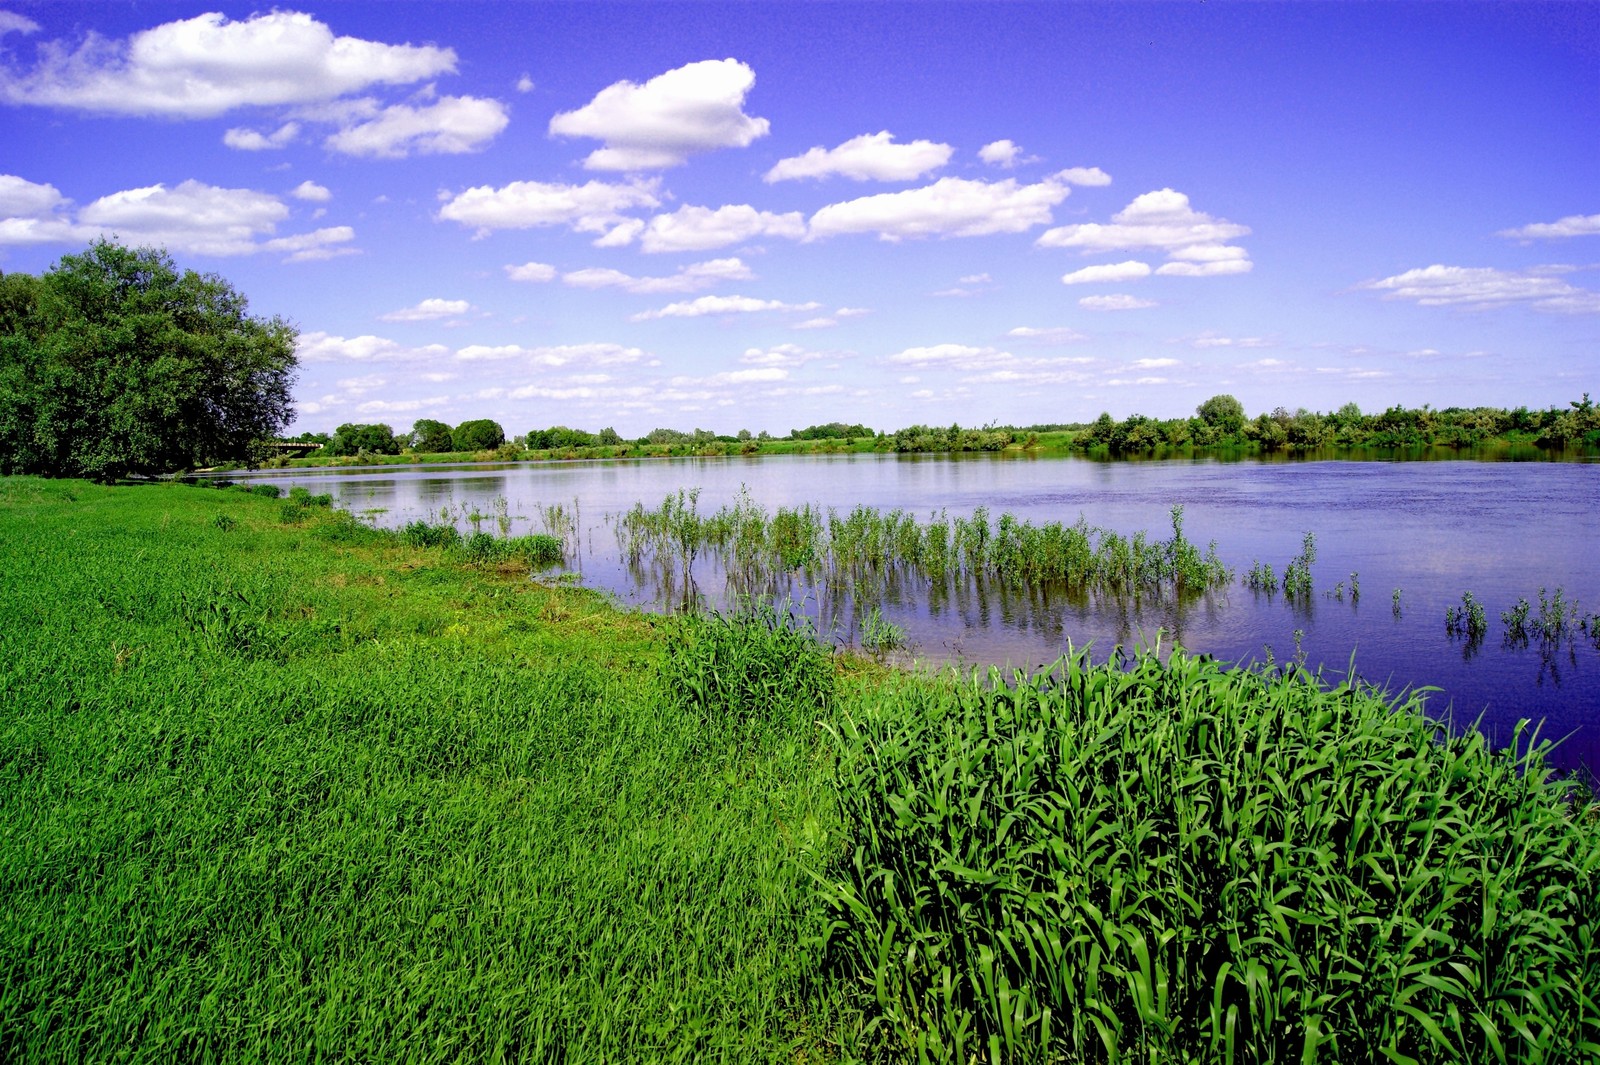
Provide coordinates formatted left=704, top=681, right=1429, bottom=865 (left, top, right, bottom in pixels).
left=1498, top=213, right=1600, bottom=241
left=298, top=331, right=451, bottom=363
left=1038, top=188, right=1249, bottom=271
left=1131, top=357, right=1181, bottom=369
left=562, top=257, right=754, bottom=294
left=765, top=131, right=951, bottom=182
left=1359, top=264, right=1600, bottom=314
left=1060, top=260, right=1151, bottom=285
left=1079, top=294, right=1156, bottom=311
left=1184, top=332, right=1272, bottom=349
left=978, top=140, right=1021, bottom=167
left=504, top=261, right=557, bottom=283
left=739, top=343, right=832, bottom=367
left=0, top=12, right=40, bottom=36
left=0, top=11, right=455, bottom=117
left=886, top=344, right=1010, bottom=368
left=637, top=203, right=805, bottom=253
left=379, top=298, right=472, bottom=322
left=0, top=178, right=358, bottom=259
left=1053, top=167, right=1112, bottom=187
left=515, top=74, right=535, bottom=93
left=455, top=342, right=650, bottom=367
left=1007, top=325, right=1089, bottom=344
left=323, top=94, right=508, bottom=157
left=437, top=178, right=660, bottom=238
left=808, top=175, right=1071, bottom=241
left=549, top=58, right=769, bottom=170
left=884, top=343, right=1093, bottom=385
left=629, top=295, right=821, bottom=321
left=224, top=121, right=300, bottom=151
left=290, top=180, right=331, bottom=202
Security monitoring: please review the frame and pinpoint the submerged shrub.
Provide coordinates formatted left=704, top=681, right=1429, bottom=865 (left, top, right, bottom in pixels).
left=661, top=602, right=834, bottom=744
left=816, top=648, right=1600, bottom=1063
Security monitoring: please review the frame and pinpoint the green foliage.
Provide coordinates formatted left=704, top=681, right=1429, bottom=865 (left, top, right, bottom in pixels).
left=399, top=519, right=463, bottom=549
left=0, top=240, right=297, bottom=480
left=1446, top=591, right=1489, bottom=639
left=790, top=421, right=872, bottom=441
left=527, top=425, right=595, bottom=450
left=892, top=422, right=1013, bottom=453
left=451, top=418, right=505, bottom=452
left=408, top=417, right=454, bottom=453
left=816, top=648, right=1600, bottom=1062
left=325, top=422, right=401, bottom=456
left=1195, top=392, right=1246, bottom=433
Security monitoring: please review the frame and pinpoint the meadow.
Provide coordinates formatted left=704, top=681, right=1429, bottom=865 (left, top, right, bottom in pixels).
left=3, top=477, right=1598, bottom=1063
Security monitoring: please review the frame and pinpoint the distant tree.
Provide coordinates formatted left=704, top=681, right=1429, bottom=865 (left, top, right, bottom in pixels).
left=646, top=428, right=690, bottom=445
left=326, top=423, right=401, bottom=456
left=409, top=418, right=455, bottom=453
left=0, top=240, right=297, bottom=480
left=597, top=426, right=622, bottom=446
left=736, top=428, right=752, bottom=442
left=452, top=418, right=504, bottom=451
left=1195, top=394, right=1246, bottom=434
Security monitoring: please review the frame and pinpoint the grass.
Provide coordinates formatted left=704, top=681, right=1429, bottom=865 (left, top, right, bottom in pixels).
left=3, top=476, right=1598, bottom=1062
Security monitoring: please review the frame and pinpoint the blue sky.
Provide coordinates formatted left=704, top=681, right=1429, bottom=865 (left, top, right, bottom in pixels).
left=1, top=2, right=1595, bottom=437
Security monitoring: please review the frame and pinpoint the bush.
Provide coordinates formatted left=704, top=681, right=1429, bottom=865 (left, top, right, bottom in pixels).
left=816, top=648, right=1600, bottom=1063
left=399, top=520, right=462, bottom=549
left=451, top=419, right=505, bottom=452
left=250, top=484, right=281, bottom=499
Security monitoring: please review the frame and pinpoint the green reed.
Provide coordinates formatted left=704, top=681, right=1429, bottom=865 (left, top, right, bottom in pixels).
left=613, top=493, right=1233, bottom=602
left=814, top=646, right=1600, bottom=1063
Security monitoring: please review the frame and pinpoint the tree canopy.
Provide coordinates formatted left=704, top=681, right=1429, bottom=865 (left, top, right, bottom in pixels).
left=452, top=419, right=505, bottom=451
left=0, top=240, right=298, bottom=481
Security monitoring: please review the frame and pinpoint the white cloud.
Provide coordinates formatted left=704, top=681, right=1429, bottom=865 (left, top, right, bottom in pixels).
left=516, top=74, right=535, bottom=93
left=884, top=343, right=1093, bottom=386
left=0, top=12, right=40, bottom=36
left=808, top=175, right=1071, bottom=241
left=1061, top=260, right=1151, bottom=285
left=324, top=94, right=508, bottom=157
left=297, top=331, right=451, bottom=363
left=223, top=121, right=300, bottom=151
left=740, top=343, right=831, bottom=367
left=0, top=174, right=67, bottom=217
left=765, top=131, right=951, bottom=182
left=1131, top=357, right=1181, bottom=369
left=0, top=11, right=455, bottom=117
left=379, top=298, right=472, bottom=322
left=978, top=140, right=1021, bottom=167
left=437, top=178, right=660, bottom=237
left=549, top=58, right=769, bottom=170
left=1037, top=189, right=1249, bottom=269
left=676, top=367, right=790, bottom=386
left=638, top=203, right=805, bottom=253
left=455, top=343, right=649, bottom=366
left=1007, top=326, right=1088, bottom=344
left=504, top=261, right=557, bottom=283
left=1360, top=264, right=1600, bottom=314
left=1053, top=167, right=1112, bottom=187
left=7, top=179, right=351, bottom=259
left=356, top=396, right=449, bottom=416
left=1184, top=332, right=1271, bottom=349
left=1156, top=259, right=1253, bottom=277
left=1079, top=294, right=1157, bottom=311
left=562, top=257, right=753, bottom=294
left=1498, top=213, right=1600, bottom=241
left=630, top=295, right=821, bottom=321
left=792, top=318, right=837, bottom=330
left=290, top=180, right=331, bottom=202
left=262, top=226, right=357, bottom=262
left=887, top=344, right=1007, bottom=367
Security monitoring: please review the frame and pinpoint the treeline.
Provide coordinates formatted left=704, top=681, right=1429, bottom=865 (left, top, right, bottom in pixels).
left=1072, top=394, right=1600, bottom=455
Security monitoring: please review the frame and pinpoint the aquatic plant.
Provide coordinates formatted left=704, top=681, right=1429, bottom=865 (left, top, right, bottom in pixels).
left=1445, top=591, right=1488, bottom=638
left=859, top=606, right=906, bottom=655
left=1245, top=559, right=1278, bottom=593
left=1282, top=531, right=1317, bottom=601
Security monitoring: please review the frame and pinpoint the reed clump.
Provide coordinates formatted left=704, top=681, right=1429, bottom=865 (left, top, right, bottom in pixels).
left=815, top=647, right=1600, bottom=1063
left=615, top=492, right=1233, bottom=602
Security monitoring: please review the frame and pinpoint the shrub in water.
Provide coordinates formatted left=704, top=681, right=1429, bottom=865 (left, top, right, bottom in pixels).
left=815, top=647, right=1600, bottom=1063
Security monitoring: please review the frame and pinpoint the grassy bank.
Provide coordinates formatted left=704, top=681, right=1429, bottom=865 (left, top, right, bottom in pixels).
left=4, top=479, right=1598, bottom=1062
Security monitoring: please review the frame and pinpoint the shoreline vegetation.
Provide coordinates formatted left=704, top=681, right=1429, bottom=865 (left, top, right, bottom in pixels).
left=243, top=394, right=1600, bottom=472
left=4, top=476, right=1599, bottom=1061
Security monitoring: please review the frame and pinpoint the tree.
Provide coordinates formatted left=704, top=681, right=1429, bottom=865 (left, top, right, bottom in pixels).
left=409, top=418, right=454, bottom=453
left=452, top=418, right=504, bottom=451
left=0, top=240, right=298, bottom=480
left=326, top=423, right=400, bottom=456
left=1195, top=394, right=1246, bottom=435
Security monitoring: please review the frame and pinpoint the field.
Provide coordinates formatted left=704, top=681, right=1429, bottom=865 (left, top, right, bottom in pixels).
left=3, top=478, right=1598, bottom=1063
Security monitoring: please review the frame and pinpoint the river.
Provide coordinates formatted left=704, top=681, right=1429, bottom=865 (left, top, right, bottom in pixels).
left=227, top=451, right=1600, bottom=779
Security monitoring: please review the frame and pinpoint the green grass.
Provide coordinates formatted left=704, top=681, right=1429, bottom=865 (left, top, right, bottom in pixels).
left=3, top=477, right=1598, bottom=1063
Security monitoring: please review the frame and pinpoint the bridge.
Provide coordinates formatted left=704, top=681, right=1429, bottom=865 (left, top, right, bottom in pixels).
left=259, top=441, right=324, bottom=454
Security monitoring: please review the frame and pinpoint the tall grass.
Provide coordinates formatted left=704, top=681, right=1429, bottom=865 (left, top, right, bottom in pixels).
left=814, top=647, right=1600, bottom=1063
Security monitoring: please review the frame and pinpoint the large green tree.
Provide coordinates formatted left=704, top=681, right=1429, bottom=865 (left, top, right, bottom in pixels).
left=0, top=240, right=298, bottom=481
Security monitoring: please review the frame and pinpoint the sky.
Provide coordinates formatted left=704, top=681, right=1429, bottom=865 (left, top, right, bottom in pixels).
left=0, top=2, right=1596, bottom=438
